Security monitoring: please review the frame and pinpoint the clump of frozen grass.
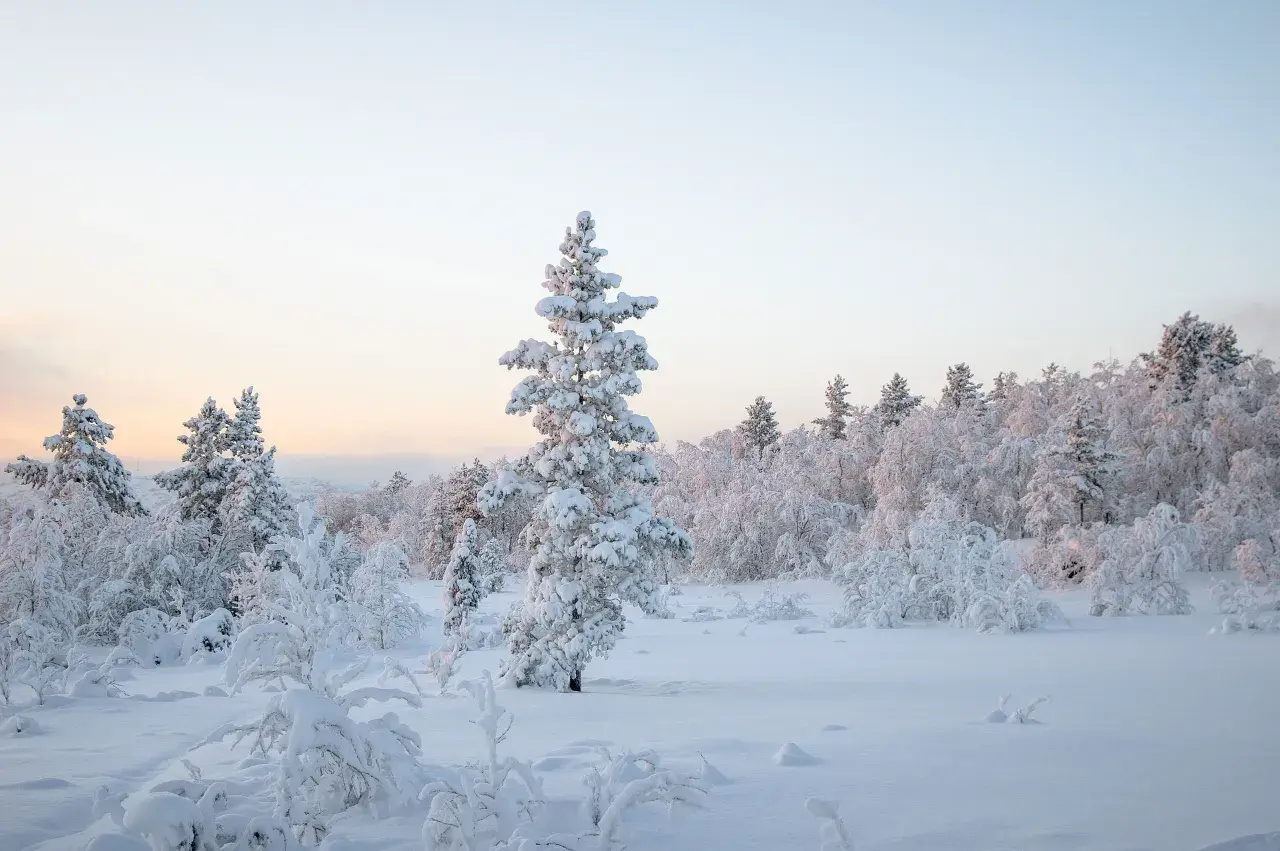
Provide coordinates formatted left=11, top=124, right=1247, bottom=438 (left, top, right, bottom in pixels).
left=725, top=585, right=814, bottom=623
left=983, top=693, right=1050, bottom=724
left=421, top=670, right=710, bottom=851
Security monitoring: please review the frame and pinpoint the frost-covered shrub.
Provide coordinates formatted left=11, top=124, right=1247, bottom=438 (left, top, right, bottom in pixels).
left=181, top=608, right=235, bottom=661
left=832, top=550, right=909, bottom=628
left=121, top=790, right=217, bottom=851
left=1210, top=535, right=1280, bottom=633
left=726, top=586, right=815, bottom=623
left=118, top=608, right=185, bottom=666
left=1090, top=504, right=1197, bottom=616
left=1024, top=524, right=1104, bottom=588
left=349, top=542, right=425, bottom=650
left=8, top=618, right=69, bottom=704
left=832, top=494, right=1061, bottom=633
left=205, top=686, right=425, bottom=844
left=421, top=670, right=709, bottom=851
left=213, top=505, right=426, bottom=842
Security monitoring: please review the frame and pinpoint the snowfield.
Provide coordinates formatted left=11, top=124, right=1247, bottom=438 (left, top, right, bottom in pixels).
left=3, top=577, right=1278, bottom=851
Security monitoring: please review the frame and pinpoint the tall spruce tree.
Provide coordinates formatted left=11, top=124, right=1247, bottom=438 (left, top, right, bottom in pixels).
left=479, top=211, right=692, bottom=692
left=940, top=363, right=984, bottom=409
left=222, top=387, right=293, bottom=558
left=812, top=375, right=852, bottom=439
left=154, top=397, right=233, bottom=533
left=739, top=396, right=781, bottom=458
left=6, top=394, right=146, bottom=517
left=873, top=373, right=922, bottom=428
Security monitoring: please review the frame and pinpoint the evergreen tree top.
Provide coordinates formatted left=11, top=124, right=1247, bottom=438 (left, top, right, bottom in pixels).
left=5, top=393, right=146, bottom=517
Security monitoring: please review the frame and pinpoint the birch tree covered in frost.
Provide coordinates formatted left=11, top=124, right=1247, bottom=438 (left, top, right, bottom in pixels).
left=480, top=211, right=692, bottom=692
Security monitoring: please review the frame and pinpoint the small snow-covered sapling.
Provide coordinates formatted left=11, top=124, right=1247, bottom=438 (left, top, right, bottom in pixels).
left=1010, top=696, right=1050, bottom=724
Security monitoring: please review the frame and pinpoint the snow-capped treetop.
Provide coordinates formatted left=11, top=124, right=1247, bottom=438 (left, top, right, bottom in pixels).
left=219, top=386, right=293, bottom=559
left=873, top=373, right=922, bottom=428
left=813, top=375, right=851, bottom=440
left=154, top=397, right=233, bottom=531
left=445, top=459, right=490, bottom=530
left=739, top=396, right=781, bottom=458
left=940, top=363, right=984, bottom=409
left=480, top=211, right=692, bottom=692
left=225, top=386, right=265, bottom=461
left=987, top=371, right=1020, bottom=403
left=1143, top=312, right=1246, bottom=391
left=386, top=470, right=412, bottom=494
left=5, top=394, right=146, bottom=517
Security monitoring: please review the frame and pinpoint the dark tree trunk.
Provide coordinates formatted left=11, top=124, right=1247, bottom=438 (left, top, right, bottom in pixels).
left=569, top=671, right=582, bottom=693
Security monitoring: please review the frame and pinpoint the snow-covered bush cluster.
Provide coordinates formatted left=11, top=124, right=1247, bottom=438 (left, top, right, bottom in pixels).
left=832, top=493, right=1064, bottom=633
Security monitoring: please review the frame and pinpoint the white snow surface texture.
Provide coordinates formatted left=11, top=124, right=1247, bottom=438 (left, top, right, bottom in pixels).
left=1, top=578, right=1277, bottom=851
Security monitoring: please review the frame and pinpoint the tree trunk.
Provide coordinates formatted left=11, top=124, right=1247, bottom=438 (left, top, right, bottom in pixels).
left=569, top=671, right=582, bottom=693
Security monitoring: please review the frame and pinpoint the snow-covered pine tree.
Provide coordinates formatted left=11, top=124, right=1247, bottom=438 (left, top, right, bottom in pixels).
left=445, top=459, right=489, bottom=532
left=739, top=396, right=781, bottom=459
left=478, top=537, right=509, bottom=593
left=479, top=211, right=692, bottom=692
left=386, top=470, right=412, bottom=494
left=872, top=373, right=922, bottom=428
left=442, top=518, right=483, bottom=643
left=812, top=375, right=851, bottom=440
left=5, top=394, right=146, bottom=516
left=154, top=397, right=233, bottom=534
left=988, top=371, right=1019, bottom=403
left=1142, top=313, right=1245, bottom=391
left=222, top=387, right=294, bottom=561
left=1207, top=323, right=1246, bottom=375
left=940, top=363, right=983, bottom=409
left=1022, top=395, right=1122, bottom=535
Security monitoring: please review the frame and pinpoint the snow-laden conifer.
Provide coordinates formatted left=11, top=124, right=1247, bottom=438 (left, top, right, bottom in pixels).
left=872, top=373, right=922, bottom=428
left=154, top=398, right=232, bottom=534
left=479, top=211, right=692, bottom=692
left=442, top=518, right=483, bottom=643
left=813, top=375, right=851, bottom=440
left=222, top=387, right=294, bottom=559
left=940, top=363, right=983, bottom=409
left=739, top=396, right=781, bottom=459
left=6, top=394, right=146, bottom=516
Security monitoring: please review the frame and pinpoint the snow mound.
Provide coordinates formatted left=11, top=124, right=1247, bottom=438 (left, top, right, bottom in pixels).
left=83, top=834, right=150, bottom=851
left=203, top=685, right=228, bottom=698
left=1198, top=834, right=1280, bottom=851
left=772, top=742, right=821, bottom=766
left=0, top=714, right=42, bottom=735
left=698, top=755, right=732, bottom=785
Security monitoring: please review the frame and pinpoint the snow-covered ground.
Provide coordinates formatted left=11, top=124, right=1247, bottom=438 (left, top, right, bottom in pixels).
left=4, top=578, right=1278, bottom=851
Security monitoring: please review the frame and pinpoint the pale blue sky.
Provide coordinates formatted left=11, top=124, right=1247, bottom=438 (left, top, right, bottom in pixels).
left=2, top=2, right=1278, bottom=477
